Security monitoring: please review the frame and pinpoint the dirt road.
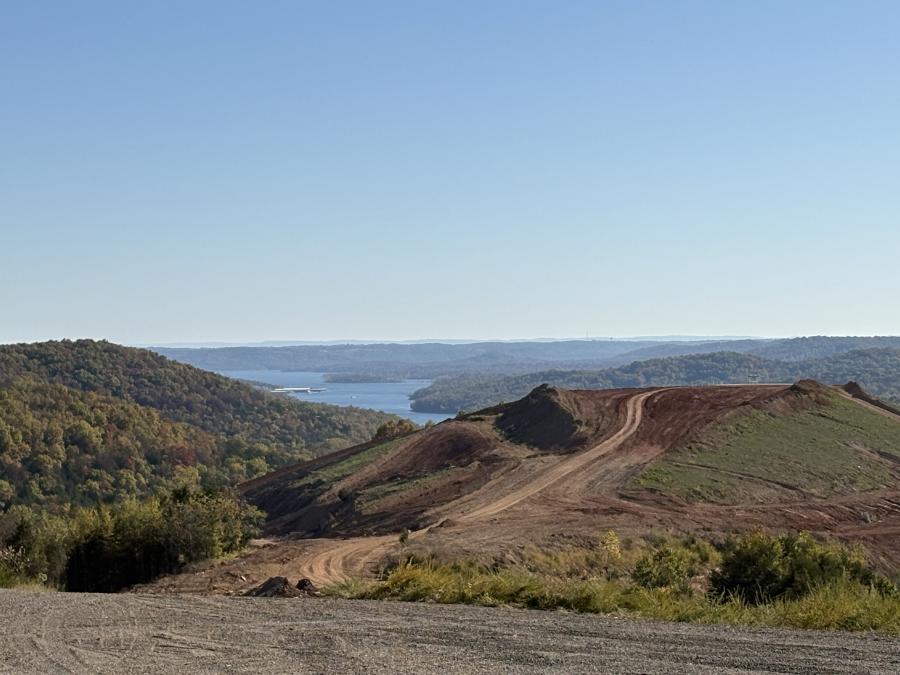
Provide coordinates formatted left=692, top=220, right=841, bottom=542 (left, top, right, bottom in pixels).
left=457, top=389, right=659, bottom=522
left=294, top=534, right=396, bottom=586
left=1, top=591, right=897, bottom=674
left=289, top=389, right=661, bottom=585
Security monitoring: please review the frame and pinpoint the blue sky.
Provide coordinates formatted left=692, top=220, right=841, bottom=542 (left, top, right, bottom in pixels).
left=3, top=1, right=899, bottom=344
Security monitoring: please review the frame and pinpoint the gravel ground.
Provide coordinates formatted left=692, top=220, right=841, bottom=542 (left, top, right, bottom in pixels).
left=1, top=591, right=898, bottom=674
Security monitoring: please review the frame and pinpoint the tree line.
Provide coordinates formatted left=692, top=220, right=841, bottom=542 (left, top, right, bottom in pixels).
left=411, top=348, right=900, bottom=413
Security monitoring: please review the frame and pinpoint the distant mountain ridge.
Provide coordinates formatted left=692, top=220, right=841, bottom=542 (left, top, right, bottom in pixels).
left=154, top=336, right=900, bottom=382
left=410, top=347, right=900, bottom=413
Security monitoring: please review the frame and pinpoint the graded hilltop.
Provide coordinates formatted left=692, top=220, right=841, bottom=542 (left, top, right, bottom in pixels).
left=147, top=379, right=900, bottom=594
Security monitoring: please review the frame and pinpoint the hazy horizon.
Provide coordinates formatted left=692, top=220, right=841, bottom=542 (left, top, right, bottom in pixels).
left=6, top=333, right=900, bottom=349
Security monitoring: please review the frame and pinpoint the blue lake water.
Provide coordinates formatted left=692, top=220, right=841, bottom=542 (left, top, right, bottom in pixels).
left=219, top=370, right=450, bottom=425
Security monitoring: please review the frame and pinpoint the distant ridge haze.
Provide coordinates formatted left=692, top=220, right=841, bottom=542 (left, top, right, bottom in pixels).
left=153, top=337, right=900, bottom=387
left=143, top=335, right=766, bottom=349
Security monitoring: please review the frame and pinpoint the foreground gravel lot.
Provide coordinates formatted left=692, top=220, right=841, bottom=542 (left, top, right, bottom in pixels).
left=1, top=590, right=898, bottom=674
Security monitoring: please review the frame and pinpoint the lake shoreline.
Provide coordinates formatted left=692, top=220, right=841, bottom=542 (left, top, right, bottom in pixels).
left=219, top=369, right=450, bottom=425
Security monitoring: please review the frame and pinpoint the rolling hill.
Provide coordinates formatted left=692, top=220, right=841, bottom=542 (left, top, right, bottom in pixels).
left=0, top=340, right=395, bottom=508
left=150, top=379, right=900, bottom=593
left=410, top=348, right=900, bottom=413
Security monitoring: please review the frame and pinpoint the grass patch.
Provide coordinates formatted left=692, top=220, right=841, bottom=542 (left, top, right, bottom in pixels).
left=355, top=469, right=454, bottom=513
left=633, top=393, right=900, bottom=503
left=289, top=439, right=401, bottom=491
left=328, top=532, right=900, bottom=634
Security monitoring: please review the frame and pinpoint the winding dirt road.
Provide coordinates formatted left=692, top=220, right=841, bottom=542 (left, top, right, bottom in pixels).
left=457, top=389, right=659, bottom=522
left=295, top=389, right=662, bottom=585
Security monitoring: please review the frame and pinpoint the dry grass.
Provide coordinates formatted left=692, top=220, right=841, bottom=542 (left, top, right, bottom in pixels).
left=327, top=536, right=900, bottom=634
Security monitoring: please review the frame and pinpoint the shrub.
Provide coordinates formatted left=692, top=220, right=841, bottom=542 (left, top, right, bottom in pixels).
left=632, top=544, right=698, bottom=590
left=709, top=530, right=893, bottom=604
left=0, top=507, right=71, bottom=585
left=64, top=487, right=263, bottom=592
left=331, top=536, right=900, bottom=634
left=599, top=530, right=622, bottom=561
left=0, top=546, right=31, bottom=588
left=372, top=419, right=418, bottom=442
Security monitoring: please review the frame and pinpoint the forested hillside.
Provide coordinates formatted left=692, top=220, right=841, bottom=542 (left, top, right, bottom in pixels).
left=411, top=349, right=900, bottom=413
left=0, top=340, right=394, bottom=509
left=748, top=336, right=900, bottom=361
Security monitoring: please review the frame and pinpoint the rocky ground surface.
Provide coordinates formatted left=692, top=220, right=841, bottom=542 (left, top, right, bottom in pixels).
left=1, top=590, right=898, bottom=674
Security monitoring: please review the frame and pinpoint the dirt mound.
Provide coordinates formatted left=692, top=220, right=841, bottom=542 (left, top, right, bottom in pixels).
left=841, top=381, right=900, bottom=418
left=244, top=576, right=320, bottom=598
left=842, top=380, right=873, bottom=399
left=782, top=379, right=838, bottom=404
left=495, top=384, right=625, bottom=452
left=495, top=385, right=580, bottom=450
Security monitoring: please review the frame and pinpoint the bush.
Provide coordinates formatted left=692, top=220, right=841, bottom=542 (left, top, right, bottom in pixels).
left=0, top=507, right=70, bottom=585
left=372, top=419, right=418, bottom=442
left=632, top=544, right=698, bottom=590
left=0, top=546, right=32, bottom=588
left=64, top=487, right=263, bottom=592
left=710, top=530, right=893, bottom=604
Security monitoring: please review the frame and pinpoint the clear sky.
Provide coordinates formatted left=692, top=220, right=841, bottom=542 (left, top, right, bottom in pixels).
left=3, top=1, right=899, bottom=344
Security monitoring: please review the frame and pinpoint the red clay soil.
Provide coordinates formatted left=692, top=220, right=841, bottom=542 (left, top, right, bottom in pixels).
left=494, top=384, right=629, bottom=452
left=143, top=382, right=900, bottom=593
left=627, top=384, right=786, bottom=450
left=346, top=422, right=498, bottom=488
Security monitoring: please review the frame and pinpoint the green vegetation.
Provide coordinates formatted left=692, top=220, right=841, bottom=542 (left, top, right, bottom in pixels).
left=632, top=544, right=702, bottom=590
left=709, top=530, right=892, bottom=604
left=289, top=439, right=401, bottom=492
left=0, top=481, right=262, bottom=591
left=0, top=340, right=398, bottom=591
left=633, top=391, right=900, bottom=503
left=411, top=349, right=900, bottom=413
left=0, top=340, right=394, bottom=510
left=0, top=546, right=36, bottom=589
left=65, top=486, right=263, bottom=592
left=331, top=531, right=900, bottom=634
left=371, top=418, right=418, bottom=442
left=355, top=469, right=453, bottom=513
left=0, top=379, right=227, bottom=508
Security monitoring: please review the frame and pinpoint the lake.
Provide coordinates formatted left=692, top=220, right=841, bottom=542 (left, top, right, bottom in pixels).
left=219, top=370, right=450, bottom=425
